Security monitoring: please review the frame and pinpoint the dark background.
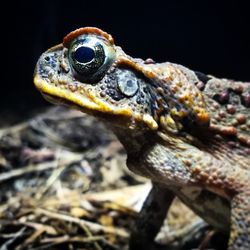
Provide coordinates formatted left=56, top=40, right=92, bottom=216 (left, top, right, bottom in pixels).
left=2, top=0, right=250, bottom=120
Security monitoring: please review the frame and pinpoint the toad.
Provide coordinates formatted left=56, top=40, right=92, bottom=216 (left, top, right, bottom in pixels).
left=34, top=27, right=250, bottom=250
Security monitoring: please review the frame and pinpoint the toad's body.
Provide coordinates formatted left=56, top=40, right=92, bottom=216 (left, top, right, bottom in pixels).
left=34, top=27, right=250, bottom=250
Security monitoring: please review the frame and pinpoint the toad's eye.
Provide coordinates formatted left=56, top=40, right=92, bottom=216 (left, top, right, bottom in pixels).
left=69, top=38, right=105, bottom=76
left=68, top=36, right=115, bottom=82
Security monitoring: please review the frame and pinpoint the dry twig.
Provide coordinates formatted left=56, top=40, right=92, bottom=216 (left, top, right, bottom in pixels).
left=34, top=208, right=129, bottom=238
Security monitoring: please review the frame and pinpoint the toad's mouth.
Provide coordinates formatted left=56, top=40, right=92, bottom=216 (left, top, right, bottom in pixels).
left=34, top=75, right=132, bottom=116
left=33, top=75, right=158, bottom=130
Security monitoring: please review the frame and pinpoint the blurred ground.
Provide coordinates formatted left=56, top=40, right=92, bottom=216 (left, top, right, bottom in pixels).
left=0, top=107, right=228, bottom=250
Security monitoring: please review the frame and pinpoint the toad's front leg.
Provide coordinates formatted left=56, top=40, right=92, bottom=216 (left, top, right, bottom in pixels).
left=129, top=183, right=175, bottom=250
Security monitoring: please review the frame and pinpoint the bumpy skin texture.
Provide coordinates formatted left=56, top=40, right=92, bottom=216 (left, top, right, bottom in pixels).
left=34, top=27, right=250, bottom=249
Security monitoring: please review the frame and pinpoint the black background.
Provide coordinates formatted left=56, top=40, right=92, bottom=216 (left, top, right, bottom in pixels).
left=2, top=0, right=250, bottom=117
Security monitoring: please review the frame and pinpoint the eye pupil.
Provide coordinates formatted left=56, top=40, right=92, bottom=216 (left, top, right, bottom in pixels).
left=74, top=46, right=95, bottom=63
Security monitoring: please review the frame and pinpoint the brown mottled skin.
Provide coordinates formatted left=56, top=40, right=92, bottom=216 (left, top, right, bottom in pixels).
left=34, top=27, right=250, bottom=249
